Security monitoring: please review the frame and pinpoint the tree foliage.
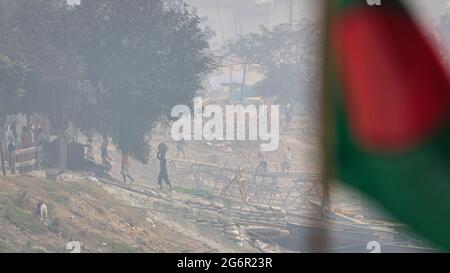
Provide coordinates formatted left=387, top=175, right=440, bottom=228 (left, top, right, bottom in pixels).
left=227, top=21, right=321, bottom=114
left=0, top=0, right=215, bottom=164
left=0, top=53, right=27, bottom=117
left=0, top=0, right=92, bottom=130
left=73, top=0, right=215, bottom=161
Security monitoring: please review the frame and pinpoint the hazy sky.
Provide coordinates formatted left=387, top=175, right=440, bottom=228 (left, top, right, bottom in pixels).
left=408, top=0, right=447, bottom=25
left=68, top=0, right=449, bottom=44
left=186, top=0, right=321, bottom=48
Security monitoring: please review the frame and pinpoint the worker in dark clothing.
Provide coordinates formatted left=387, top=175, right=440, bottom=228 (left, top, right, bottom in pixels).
left=157, top=143, right=172, bottom=191
left=255, top=152, right=268, bottom=174
left=255, top=160, right=268, bottom=174
left=6, top=123, right=17, bottom=174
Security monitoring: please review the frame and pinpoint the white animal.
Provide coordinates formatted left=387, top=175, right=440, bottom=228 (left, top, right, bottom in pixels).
left=39, top=203, right=48, bottom=222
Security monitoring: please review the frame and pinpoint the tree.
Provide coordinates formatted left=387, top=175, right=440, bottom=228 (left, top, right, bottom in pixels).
left=73, top=0, right=216, bottom=162
left=0, top=0, right=215, bottom=169
left=0, top=53, right=27, bottom=118
left=0, top=0, right=94, bottom=167
left=164, top=0, right=185, bottom=11
left=227, top=21, right=321, bottom=116
left=0, top=53, right=27, bottom=175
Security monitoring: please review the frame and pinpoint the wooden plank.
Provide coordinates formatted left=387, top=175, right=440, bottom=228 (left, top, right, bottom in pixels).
left=15, top=146, right=38, bottom=156
left=15, top=159, right=36, bottom=168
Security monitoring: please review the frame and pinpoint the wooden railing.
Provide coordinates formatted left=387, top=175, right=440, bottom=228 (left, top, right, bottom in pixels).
left=2, top=145, right=43, bottom=174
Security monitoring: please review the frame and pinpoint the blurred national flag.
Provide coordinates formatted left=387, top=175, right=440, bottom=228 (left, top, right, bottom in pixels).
left=324, top=0, right=450, bottom=249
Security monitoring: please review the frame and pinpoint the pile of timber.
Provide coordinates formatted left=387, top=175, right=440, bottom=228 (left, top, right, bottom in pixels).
left=185, top=199, right=287, bottom=229
left=12, top=146, right=42, bottom=174
left=181, top=198, right=288, bottom=245
left=94, top=174, right=288, bottom=247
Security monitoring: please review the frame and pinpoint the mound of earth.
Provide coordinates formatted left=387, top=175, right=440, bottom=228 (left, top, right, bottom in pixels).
left=0, top=171, right=255, bottom=253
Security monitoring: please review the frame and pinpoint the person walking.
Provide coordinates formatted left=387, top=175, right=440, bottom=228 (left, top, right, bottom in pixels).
left=176, top=137, right=186, bottom=159
left=100, top=137, right=112, bottom=167
left=255, top=152, right=268, bottom=174
left=281, top=146, right=291, bottom=173
left=86, top=138, right=95, bottom=162
left=100, top=137, right=112, bottom=172
left=121, top=152, right=134, bottom=183
left=33, top=127, right=47, bottom=169
left=157, top=143, right=172, bottom=191
left=5, top=124, right=17, bottom=174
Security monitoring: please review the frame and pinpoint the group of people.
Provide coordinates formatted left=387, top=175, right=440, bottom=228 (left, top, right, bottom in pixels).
left=121, top=142, right=171, bottom=190
left=254, top=146, right=292, bottom=175
left=86, top=137, right=113, bottom=167
left=120, top=142, right=171, bottom=190
left=86, top=137, right=172, bottom=191
left=4, top=122, right=47, bottom=174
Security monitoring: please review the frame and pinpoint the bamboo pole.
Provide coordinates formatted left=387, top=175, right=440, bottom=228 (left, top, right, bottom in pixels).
left=215, top=0, right=226, bottom=45
left=239, top=63, right=248, bottom=103
left=0, top=140, right=5, bottom=176
left=0, top=120, right=6, bottom=176
left=289, top=0, right=293, bottom=28
left=315, top=0, right=333, bottom=252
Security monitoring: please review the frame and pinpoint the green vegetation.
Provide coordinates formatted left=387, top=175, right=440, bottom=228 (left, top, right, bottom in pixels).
left=227, top=22, right=320, bottom=116
left=0, top=0, right=216, bottom=167
left=47, top=217, right=60, bottom=233
left=174, top=186, right=212, bottom=197
left=3, top=201, right=47, bottom=234
left=108, top=241, right=141, bottom=253
left=0, top=175, right=162, bottom=253
left=0, top=240, right=13, bottom=253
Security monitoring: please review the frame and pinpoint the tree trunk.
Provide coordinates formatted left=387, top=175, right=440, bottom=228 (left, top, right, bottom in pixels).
left=56, top=130, right=67, bottom=169
left=0, top=140, right=5, bottom=176
left=0, top=119, right=5, bottom=176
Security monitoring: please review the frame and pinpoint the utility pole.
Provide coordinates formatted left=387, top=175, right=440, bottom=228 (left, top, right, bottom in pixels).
left=0, top=120, right=6, bottom=176
left=237, top=8, right=242, bottom=37
left=215, top=0, right=226, bottom=45
left=289, top=0, right=293, bottom=28
left=239, top=63, right=248, bottom=104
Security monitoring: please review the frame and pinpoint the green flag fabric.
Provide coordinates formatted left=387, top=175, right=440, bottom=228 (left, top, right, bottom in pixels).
left=326, top=0, right=450, bottom=249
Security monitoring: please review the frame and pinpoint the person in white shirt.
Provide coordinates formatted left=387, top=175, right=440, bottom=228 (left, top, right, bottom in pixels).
left=5, top=124, right=17, bottom=174
left=86, top=138, right=94, bottom=162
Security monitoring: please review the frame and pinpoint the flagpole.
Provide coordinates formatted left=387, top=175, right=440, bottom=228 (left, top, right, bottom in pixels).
left=316, top=0, right=333, bottom=253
